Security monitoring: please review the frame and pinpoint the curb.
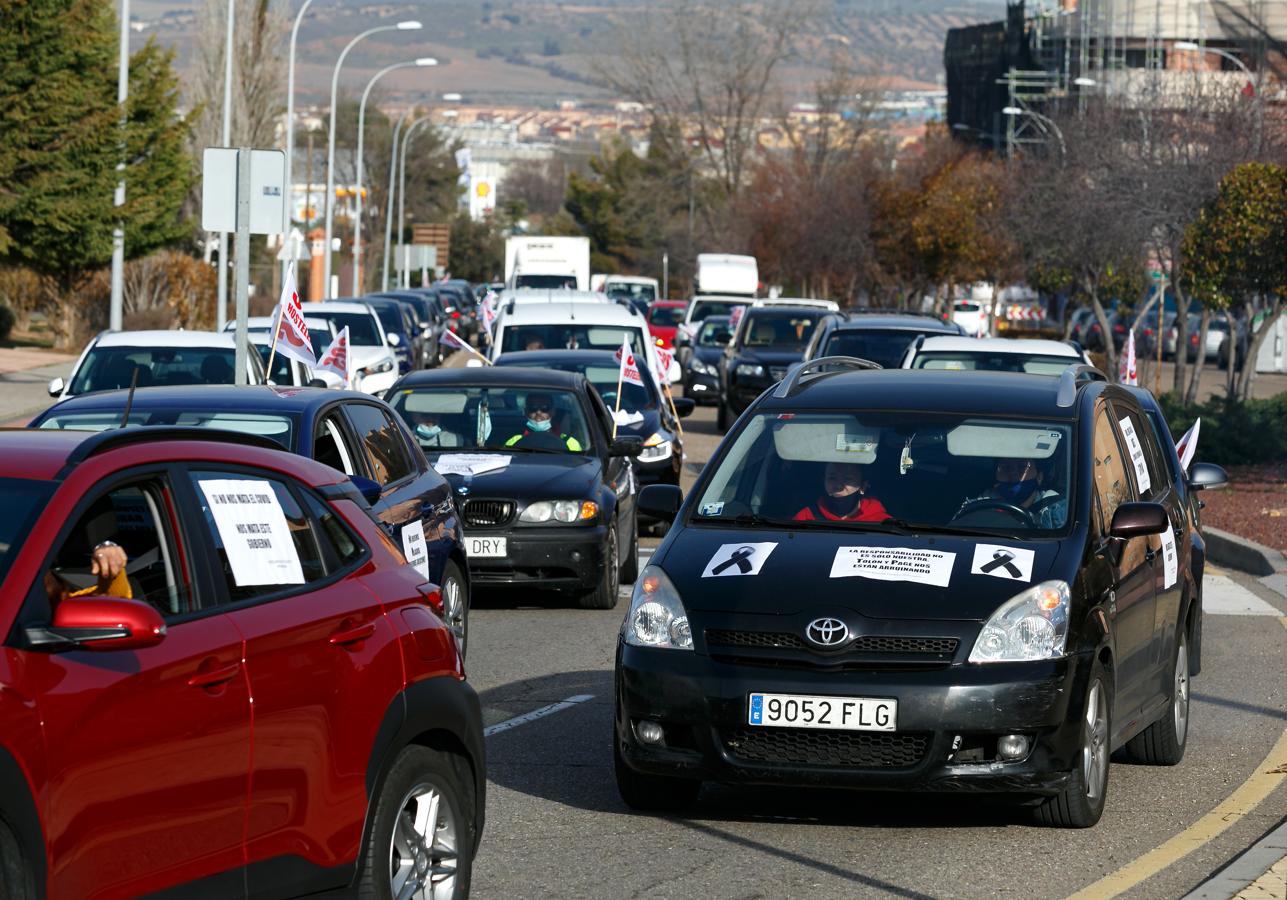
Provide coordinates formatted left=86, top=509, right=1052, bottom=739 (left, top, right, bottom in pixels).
left=1204, top=526, right=1287, bottom=579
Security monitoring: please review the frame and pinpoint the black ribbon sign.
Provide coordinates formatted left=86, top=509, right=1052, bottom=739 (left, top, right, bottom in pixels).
left=712, top=545, right=757, bottom=575
left=980, top=550, right=1022, bottom=578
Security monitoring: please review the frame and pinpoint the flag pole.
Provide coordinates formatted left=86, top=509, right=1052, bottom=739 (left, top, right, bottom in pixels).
left=612, top=362, right=625, bottom=441
left=265, top=304, right=282, bottom=381
left=664, top=381, right=684, bottom=438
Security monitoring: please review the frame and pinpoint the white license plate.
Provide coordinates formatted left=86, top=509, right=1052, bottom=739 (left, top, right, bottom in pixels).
left=748, top=692, right=897, bottom=732
left=466, top=536, right=507, bottom=557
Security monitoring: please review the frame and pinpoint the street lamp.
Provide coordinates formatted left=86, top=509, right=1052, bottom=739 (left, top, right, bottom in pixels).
left=1172, top=40, right=1261, bottom=153
left=1003, top=106, right=1067, bottom=158
left=353, top=58, right=437, bottom=295
left=281, top=0, right=319, bottom=289
left=382, top=110, right=413, bottom=292
left=322, top=19, right=422, bottom=299
left=398, top=115, right=437, bottom=288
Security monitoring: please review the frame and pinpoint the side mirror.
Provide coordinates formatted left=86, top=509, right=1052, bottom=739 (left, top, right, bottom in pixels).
left=48, top=377, right=65, bottom=397
left=1188, top=461, right=1228, bottom=491
left=714, top=331, right=732, bottom=345
left=46, top=596, right=166, bottom=651
left=308, top=378, right=330, bottom=388
left=1109, top=501, right=1169, bottom=540
left=387, top=333, right=402, bottom=347
left=609, top=437, right=644, bottom=457
left=638, top=484, right=683, bottom=523
left=349, top=474, right=383, bottom=506
left=671, top=397, right=696, bottom=418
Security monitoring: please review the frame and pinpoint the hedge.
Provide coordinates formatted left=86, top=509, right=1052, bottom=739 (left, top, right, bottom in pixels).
left=1158, top=392, right=1287, bottom=466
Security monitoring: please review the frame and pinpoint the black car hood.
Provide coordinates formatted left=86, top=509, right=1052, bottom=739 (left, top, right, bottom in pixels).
left=428, top=451, right=602, bottom=500
left=659, top=527, right=1066, bottom=621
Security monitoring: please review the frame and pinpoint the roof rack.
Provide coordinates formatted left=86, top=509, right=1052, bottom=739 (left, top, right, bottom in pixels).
left=773, top=355, right=881, bottom=398
left=1056, top=364, right=1108, bottom=407
left=59, top=426, right=286, bottom=477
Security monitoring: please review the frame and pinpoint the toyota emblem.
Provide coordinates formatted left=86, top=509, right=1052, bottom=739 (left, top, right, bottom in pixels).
left=805, top=617, right=850, bottom=648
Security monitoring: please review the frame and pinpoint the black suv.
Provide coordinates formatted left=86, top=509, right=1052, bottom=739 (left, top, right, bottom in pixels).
left=717, top=305, right=829, bottom=430
left=616, top=360, right=1227, bottom=827
left=803, top=312, right=965, bottom=370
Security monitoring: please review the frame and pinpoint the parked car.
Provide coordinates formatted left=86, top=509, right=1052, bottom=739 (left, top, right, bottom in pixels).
left=348, top=295, right=424, bottom=375
left=48, top=330, right=266, bottom=401
left=298, top=300, right=399, bottom=395
left=604, top=276, right=660, bottom=317
left=619, top=360, right=1226, bottom=826
left=683, top=315, right=732, bottom=404
left=432, top=282, right=481, bottom=343
left=646, top=300, right=689, bottom=350
left=30, top=384, right=473, bottom=653
left=0, top=426, right=484, bottom=896
left=369, top=290, right=446, bottom=368
left=222, top=315, right=342, bottom=388
left=902, top=336, right=1090, bottom=373
left=801, top=312, right=964, bottom=371
left=953, top=299, right=989, bottom=337
left=717, top=305, right=829, bottom=430
left=385, top=366, right=642, bottom=608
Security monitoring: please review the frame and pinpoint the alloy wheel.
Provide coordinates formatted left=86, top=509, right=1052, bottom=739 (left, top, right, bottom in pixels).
left=1174, top=637, right=1190, bottom=746
left=1083, top=681, right=1109, bottom=801
left=389, top=780, right=459, bottom=900
left=443, top=576, right=466, bottom=656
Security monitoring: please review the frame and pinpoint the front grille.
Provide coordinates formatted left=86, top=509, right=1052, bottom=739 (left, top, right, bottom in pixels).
left=706, top=630, right=958, bottom=657
left=723, top=727, right=930, bottom=768
left=462, top=499, right=515, bottom=528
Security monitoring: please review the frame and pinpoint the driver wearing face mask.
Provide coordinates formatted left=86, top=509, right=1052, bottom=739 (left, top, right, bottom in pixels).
left=408, top=411, right=461, bottom=448
left=504, top=392, right=583, bottom=452
left=960, top=457, right=1067, bottom=528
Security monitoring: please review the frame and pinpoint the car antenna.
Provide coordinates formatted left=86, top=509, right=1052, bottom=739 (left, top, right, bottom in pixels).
left=118, top=367, right=140, bottom=429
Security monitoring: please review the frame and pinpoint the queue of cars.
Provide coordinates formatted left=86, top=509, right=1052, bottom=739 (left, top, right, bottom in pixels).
left=1, top=276, right=1231, bottom=895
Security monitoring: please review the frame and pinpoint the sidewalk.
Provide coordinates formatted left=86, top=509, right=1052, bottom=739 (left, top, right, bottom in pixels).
left=0, top=347, right=76, bottom=426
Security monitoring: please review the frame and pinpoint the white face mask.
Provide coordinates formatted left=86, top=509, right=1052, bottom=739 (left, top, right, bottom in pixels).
left=416, top=423, right=442, bottom=440
left=526, top=418, right=553, bottom=433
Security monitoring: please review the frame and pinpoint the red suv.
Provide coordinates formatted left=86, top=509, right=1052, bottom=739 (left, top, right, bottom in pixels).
left=0, top=427, right=484, bottom=898
left=646, top=300, right=688, bottom=350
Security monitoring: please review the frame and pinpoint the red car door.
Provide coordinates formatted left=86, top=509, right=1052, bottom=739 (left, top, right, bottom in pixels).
left=183, top=468, right=409, bottom=880
left=24, top=471, right=251, bottom=898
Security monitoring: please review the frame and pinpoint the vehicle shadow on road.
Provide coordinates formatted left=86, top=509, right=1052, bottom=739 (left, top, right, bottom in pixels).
left=479, top=670, right=1036, bottom=831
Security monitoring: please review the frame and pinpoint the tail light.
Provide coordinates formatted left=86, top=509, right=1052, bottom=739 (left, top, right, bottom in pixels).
left=451, top=311, right=461, bottom=319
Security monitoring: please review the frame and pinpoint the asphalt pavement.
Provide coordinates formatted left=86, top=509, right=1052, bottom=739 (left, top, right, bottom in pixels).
left=466, top=402, right=1287, bottom=900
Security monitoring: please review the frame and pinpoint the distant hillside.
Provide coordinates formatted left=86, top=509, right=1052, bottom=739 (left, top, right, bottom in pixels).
left=135, top=0, right=1007, bottom=104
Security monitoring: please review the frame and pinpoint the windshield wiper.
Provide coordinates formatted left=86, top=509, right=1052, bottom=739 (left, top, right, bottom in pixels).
left=882, top=518, right=1022, bottom=541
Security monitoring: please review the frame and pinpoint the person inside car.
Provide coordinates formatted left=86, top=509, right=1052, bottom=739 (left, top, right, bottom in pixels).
left=43, top=541, right=130, bottom=604
left=793, top=461, right=890, bottom=522
left=406, top=410, right=462, bottom=448
left=958, top=457, right=1067, bottom=528
left=504, top=391, right=583, bottom=452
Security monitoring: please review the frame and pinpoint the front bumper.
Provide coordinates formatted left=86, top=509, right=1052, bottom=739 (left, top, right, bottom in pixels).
left=464, top=525, right=607, bottom=592
left=684, top=370, right=720, bottom=403
left=616, top=643, right=1089, bottom=794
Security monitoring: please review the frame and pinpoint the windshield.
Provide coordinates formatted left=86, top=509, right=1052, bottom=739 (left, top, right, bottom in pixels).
left=690, top=299, right=748, bottom=322
left=695, top=411, right=1071, bottom=535
left=37, top=409, right=296, bottom=447
left=648, top=305, right=686, bottom=327
left=310, top=311, right=382, bottom=346
left=389, top=386, right=594, bottom=455
left=0, top=478, right=56, bottom=586
left=369, top=305, right=405, bottom=335
left=70, top=346, right=239, bottom=394
left=822, top=330, right=928, bottom=369
left=501, top=324, right=644, bottom=356
left=739, top=311, right=822, bottom=350
left=698, top=318, right=732, bottom=346
left=912, top=352, right=1076, bottom=376
left=499, top=359, right=659, bottom=416
left=607, top=282, right=657, bottom=303
left=254, top=343, right=296, bottom=385
left=516, top=274, right=579, bottom=290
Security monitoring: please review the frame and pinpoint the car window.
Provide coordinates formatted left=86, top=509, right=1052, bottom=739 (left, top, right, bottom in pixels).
left=389, top=385, right=594, bottom=455
left=690, top=300, right=746, bottom=321
left=1092, top=407, right=1137, bottom=531
left=739, top=312, right=822, bottom=350
left=648, top=306, right=686, bottom=327
left=345, top=403, right=416, bottom=485
left=697, top=319, right=732, bottom=346
left=501, top=324, right=644, bottom=356
left=70, top=346, right=239, bottom=394
left=1, top=478, right=57, bottom=589
left=189, top=472, right=328, bottom=603
left=823, top=331, right=924, bottom=369
left=608, top=283, right=657, bottom=303
left=37, top=409, right=295, bottom=448
left=499, top=359, right=659, bottom=412
left=298, top=489, right=365, bottom=570
left=311, top=311, right=382, bottom=346
left=1111, top=405, right=1166, bottom=502
left=49, top=478, right=194, bottom=617
left=314, top=414, right=358, bottom=476
left=912, top=352, right=1076, bottom=375
left=694, top=411, right=1071, bottom=535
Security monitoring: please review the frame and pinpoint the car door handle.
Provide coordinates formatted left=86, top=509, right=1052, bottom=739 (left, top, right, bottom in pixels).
left=188, top=662, right=241, bottom=689
left=330, top=622, right=377, bottom=647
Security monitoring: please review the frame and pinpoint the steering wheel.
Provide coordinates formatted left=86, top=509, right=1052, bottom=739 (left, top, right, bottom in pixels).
left=1026, top=493, right=1063, bottom=521
left=952, top=498, right=1036, bottom=527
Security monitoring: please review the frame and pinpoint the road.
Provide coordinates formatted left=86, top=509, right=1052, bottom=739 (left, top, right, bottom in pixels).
left=466, top=402, right=1287, bottom=899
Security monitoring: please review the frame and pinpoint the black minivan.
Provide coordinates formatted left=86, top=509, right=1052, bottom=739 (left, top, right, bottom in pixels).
left=615, top=360, right=1227, bottom=827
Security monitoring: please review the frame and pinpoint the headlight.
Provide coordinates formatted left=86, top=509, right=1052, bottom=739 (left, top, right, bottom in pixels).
left=638, top=432, right=672, bottom=462
left=735, top=363, right=764, bottom=378
left=519, top=499, right=598, bottom=524
left=363, top=358, right=394, bottom=376
left=969, top=580, right=1070, bottom=663
left=624, top=566, right=692, bottom=650
left=690, top=358, right=714, bottom=375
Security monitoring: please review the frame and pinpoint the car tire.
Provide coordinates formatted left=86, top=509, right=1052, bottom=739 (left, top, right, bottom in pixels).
left=613, top=721, right=701, bottom=812
left=1034, top=661, right=1112, bottom=828
left=0, top=819, right=35, bottom=900
left=441, top=560, right=469, bottom=660
left=358, top=745, right=474, bottom=900
left=1123, top=629, right=1189, bottom=766
left=579, top=528, right=620, bottom=609
left=619, top=521, right=639, bottom=585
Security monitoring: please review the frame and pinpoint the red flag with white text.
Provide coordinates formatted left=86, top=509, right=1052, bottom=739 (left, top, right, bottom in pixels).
left=654, top=344, right=674, bottom=377
left=270, top=268, right=317, bottom=367
left=315, top=326, right=351, bottom=386
left=615, top=338, right=644, bottom=387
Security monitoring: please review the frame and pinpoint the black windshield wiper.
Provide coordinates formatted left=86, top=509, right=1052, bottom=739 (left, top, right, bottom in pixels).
left=882, top=518, right=1022, bottom=541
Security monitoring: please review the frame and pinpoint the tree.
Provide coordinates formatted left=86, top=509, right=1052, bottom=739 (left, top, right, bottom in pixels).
left=448, top=213, right=503, bottom=284
left=500, top=157, right=568, bottom=220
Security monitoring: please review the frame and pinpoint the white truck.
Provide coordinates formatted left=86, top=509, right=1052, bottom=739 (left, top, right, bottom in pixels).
left=505, top=236, right=591, bottom=291
left=695, top=253, right=758, bottom=298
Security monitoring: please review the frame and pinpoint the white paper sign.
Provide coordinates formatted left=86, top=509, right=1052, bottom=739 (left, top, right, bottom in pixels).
left=970, top=544, right=1035, bottom=582
left=401, top=519, right=430, bottom=579
left=431, top=454, right=511, bottom=476
left=702, top=542, right=778, bottom=578
left=199, top=479, right=304, bottom=586
left=1118, top=416, right=1152, bottom=495
left=1160, top=525, right=1178, bottom=589
left=830, top=547, right=956, bottom=587
left=612, top=409, right=646, bottom=427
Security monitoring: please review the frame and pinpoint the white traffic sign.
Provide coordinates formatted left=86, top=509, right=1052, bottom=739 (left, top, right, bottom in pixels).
left=202, top=148, right=286, bottom=234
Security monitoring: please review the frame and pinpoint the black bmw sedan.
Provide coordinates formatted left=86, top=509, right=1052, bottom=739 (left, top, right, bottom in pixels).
left=717, top=306, right=828, bottom=430
left=616, top=361, right=1227, bottom=826
left=386, top=367, right=642, bottom=608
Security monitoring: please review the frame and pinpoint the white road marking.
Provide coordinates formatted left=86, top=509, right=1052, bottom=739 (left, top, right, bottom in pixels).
left=1204, top=574, right=1283, bottom=617
left=484, top=695, right=594, bottom=738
